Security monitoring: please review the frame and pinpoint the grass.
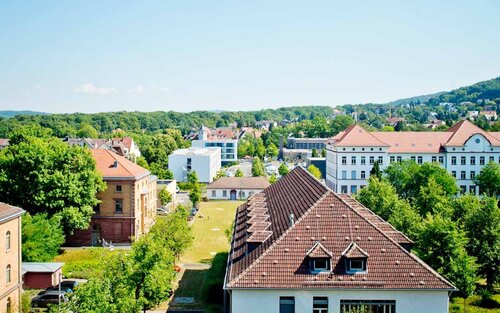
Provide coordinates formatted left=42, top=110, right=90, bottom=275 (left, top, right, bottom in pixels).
left=450, top=290, right=500, bottom=313
left=54, top=248, right=124, bottom=279
left=180, top=200, right=242, bottom=264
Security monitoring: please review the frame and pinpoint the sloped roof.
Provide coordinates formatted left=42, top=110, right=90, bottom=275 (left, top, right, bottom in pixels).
left=207, top=177, right=270, bottom=190
left=91, top=149, right=149, bottom=180
left=372, top=132, right=451, bottom=153
left=333, top=125, right=389, bottom=147
left=306, top=242, right=333, bottom=258
left=342, top=242, right=369, bottom=258
left=444, top=120, right=500, bottom=147
left=22, top=262, right=64, bottom=273
left=225, top=167, right=454, bottom=290
left=0, top=202, right=23, bottom=223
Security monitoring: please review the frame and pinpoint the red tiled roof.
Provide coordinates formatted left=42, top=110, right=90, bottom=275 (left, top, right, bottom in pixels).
left=444, top=120, right=500, bottom=147
left=0, top=138, right=9, bottom=146
left=333, top=125, right=390, bottom=147
left=0, top=202, right=23, bottom=223
left=91, top=149, right=149, bottom=179
left=307, top=242, right=333, bottom=258
left=225, top=167, right=454, bottom=290
left=342, top=242, right=369, bottom=258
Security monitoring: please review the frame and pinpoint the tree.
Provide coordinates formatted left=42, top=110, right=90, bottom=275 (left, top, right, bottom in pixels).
left=65, top=278, right=119, bottom=313
left=157, top=189, right=172, bottom=206
left=385, top=160, right=420, bottom=199
left=311, top=149, right=319, bottom=157
left=369, top=160, right=382, bottom=179
left=266, top=143, right=279, bottom=159
left=189, top=183, right=201, bottom=208
left=448, top=251, right=478, bottom=301
left=235, top=168, right=244, bottom=177
left=474, top=161, right=500, bottom=196
left=414, top=177, right=452, bottom=217
left=269, top=173, right=278, bottom=184
left=321, top=149, right=327, bottom=157
left=278, top=163, right=290, bottom=176
left=0, top=135, right=105, bottom=234
left=22, top=213, right=65, bottom=262
left=77, top=124, right=99, bottom=138
left=307, top=164, right=322, bottom=179
left=150, top=206, right=193, bottom=259
left=251, top=158, right=266, bottom=177
left=464, top=196, right=500, bottom=290
left=187, top=171, right=199, bottom=188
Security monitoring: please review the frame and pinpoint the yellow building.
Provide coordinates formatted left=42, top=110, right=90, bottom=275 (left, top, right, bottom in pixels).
left=67, top=149, right=157, bottom=246
left=0, top=203, right=23, bottom=313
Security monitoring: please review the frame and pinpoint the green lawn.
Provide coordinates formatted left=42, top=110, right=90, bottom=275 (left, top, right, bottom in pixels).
left=180, top=200, right=242, bottom=264
left=54, top=248, right=124, bottom=279
left=450, top=294, right=500, bottom=313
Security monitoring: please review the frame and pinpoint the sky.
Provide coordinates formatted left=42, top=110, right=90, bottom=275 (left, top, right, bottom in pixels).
left=0, top=0, right=499, bottom=114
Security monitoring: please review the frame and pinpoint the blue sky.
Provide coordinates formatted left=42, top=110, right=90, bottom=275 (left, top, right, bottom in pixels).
left=0, top=0, right=499, bottom=113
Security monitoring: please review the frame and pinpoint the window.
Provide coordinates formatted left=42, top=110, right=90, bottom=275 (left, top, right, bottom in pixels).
left=480, top=156, right=485, bottom=165
left=313, top=259, right=330, bottom=271
left=470, top=185, right=477, bottom=195
left=280, top=297, right=295, bottom=313
left=341, top=185, right=348, bottom=193
left=390, top=156, right=395, bottom=163
left=340, top=300, right=395, bottom=313
left=451, top=171, right=456, bottom=178
left=222, top=190, right=227, bottom=197
left=470, top=156, right=476, bottom=165
left=211, top=190, right=216, bottom=197
left=115, top=185, right=122, bottom=192
left=417, top=156, right=423, bottom=164
left=342, top=171, right=347, bottom=179
left=461, top=156, right=466, bottom=165
left=360, top=171, right=366, bottom=179
left=239, top=191, right=245, bottom=198
left=351, top=156, right=356, bottom=165
left=439, top=156, right=444, bottom=164
left=115, top=199, right=123, bottom=213
left=349, top=259, right=365, bottom=271
left=351, top=171, right=356, bottom=179
left=6, top=297, right=11, bottom=313
left=369, top=156, right=374, bottom=165
left=341, top=156, right=347, bottom=165
left=461, top=171, right=466, bottom=180
left=432, top=156, right=437, bottom=162
left=410, top=156, right=416, bottom=162
left=6, top=231, right=10, bottom=252
left=6, top=264, right=11, bottom=284
left=451, top=156, right=457, bottom=165
left=378, top=156, right=383, bottom=165
left=313, top=297, right=328, bottom=313
left=490, top=156, right=495, bottom=162
left=350, top=185, right=357, bottom=194
left=396, top=156, right=402, bottom=162
left=470, top=171, right=476, bottom=179
left=460, top=185, right=467, bottom=193
left=360, top=156, right=366, bottom=165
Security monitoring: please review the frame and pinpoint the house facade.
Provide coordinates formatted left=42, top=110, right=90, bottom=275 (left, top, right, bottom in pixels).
left=0, top=203, right=23, bottom=313
left=66, top=149, right=157, bottom=246
left=207, top=177, right=270, bottom=200
left=22, top=262, right=64, bottom=290
left=224, top=168, right=455, bottom=313
left=169, top=147, right=221, bottom=183
left=191, top=126, right=238, bottom=164
left=326, top=120, right=500, bottom=194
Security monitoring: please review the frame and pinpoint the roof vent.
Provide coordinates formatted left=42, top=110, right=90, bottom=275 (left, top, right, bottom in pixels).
left=113, top=160, right=119, bottom=168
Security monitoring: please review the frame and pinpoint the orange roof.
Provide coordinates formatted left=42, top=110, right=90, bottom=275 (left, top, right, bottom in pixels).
left=373, top=132, right=451, bottom=153
left=332, top=125, right=389, bottom=147
left=91, top=149, right=149, bottom=180
left=444, top=120, right=500, bottom=147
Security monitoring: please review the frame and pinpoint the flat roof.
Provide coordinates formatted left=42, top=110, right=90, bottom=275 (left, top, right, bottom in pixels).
left=172, top=147, right=221, bottom=156
left=22, top=262, right=64, bottom=274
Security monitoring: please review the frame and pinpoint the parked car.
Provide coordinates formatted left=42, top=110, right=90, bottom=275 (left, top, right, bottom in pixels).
left=38, top=286, right=72, bottom=295
left=31, top=290, right=68, bottom=308
left=60, top=280, right=79, bottom=291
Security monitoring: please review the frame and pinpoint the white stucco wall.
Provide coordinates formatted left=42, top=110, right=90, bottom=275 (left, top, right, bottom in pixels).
left=207, top=188, right=264, bottom=200
left=230, top=289, right=450, bottom=313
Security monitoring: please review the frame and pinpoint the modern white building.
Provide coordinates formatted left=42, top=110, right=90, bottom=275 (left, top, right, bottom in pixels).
left=191, top=126, right=238, bottom=165
left=206, top=177, right=270, bottom=200
left=326, top=120, right=500, bottom=194
left=224, top=167, right=456, bottom=313
left=168, top=147, right=221, bottom=183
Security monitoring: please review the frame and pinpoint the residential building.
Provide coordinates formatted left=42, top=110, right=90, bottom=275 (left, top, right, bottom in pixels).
left=282, top=148, right=312, bottom=162
left=191, top=126, right=238, bottom=164
left=207, top=177, right=270, bottom=200
left=479, top=110, right=498, bottom=121
left=22, top=262, right=64, bottom=290
left=254, top=120, right=277, bottom=131
left=287, top=137, right=329, bottom=150
left=0, top=139, right=9, bottom=150
left=0, top=203, right=23, bottom=313
left=168, top=147, right=221, bottom=183
left=326, top=120, right=500, bottom=194
left=63, top=136, right=141, bottom=161
left=224, top=167, right=455, bottom=313
left=66, top=149, right=157, bottom=246
left=156, top=180, right=177, bottom=208
left=386, top=116, right=405, bottom=126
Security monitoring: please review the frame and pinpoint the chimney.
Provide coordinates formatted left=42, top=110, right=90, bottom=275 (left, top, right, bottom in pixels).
left=113, top=160, right=119, bottom=168
left=289, top=213, right=295, bottom=227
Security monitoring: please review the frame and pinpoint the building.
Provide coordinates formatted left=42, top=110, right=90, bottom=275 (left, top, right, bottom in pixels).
left=63, top=136, right=141, bottom=161
left=326, top=120, right=500, bottom=194
left=22, top=262, right=64, bottom=289
left=168, top=147, right=221, bottom=183
left=0, top=203, right=23, bottom=313
left=282, top=148, right=312, bottom=162
left=479, top=110, right=498, bottom=121
left=287, top=137, right=329, bottom=151
left=66, top=149, right=157, bottom=246
left=191, top=126, right=238, bottom=164
left=0, top=139, right=9, bottom=150
left=306, top=157, right=326, bottom=179
left=224, top=167, right=455, bottom=313
left=156, top=180, right=177, bottom=208
left=207, top=177, right=270, bottom=200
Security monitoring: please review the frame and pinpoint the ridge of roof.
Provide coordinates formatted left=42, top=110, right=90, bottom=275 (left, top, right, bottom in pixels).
left=341, top=242, right=369, bottom=258
left=91, top=149, right=149, bottom=179
left=333, top=124, right=390, bottom=147
left=444, top=119, right=500, bottom=147
left=306, top=241, right=333, bottom=258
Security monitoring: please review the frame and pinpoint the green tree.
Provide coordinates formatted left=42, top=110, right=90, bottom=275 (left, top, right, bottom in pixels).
left=150, top=206, right=193, bottom=259
left=307, top=164, right=322, bottom=179
left=187, top=171, right=199, bottom=188
left=474, top=161, right=500, bottom=196
left=77, top=123, right=99, bottom=138
left=157, top=189, right=172, bottom=206
left=189, top=183, right=201, bottom=208
left=384, top=160, right=420, bottom=199
left=235, top=168, right=244, bottom=177
left=464, top=196, right=500, bottom=290
left=256, top=138, right=266, bottom=159
left=22, top=213, right=65, bottom=262
left=278, top=163, right=289, bottom=176
left=266, top=143, right=279, bottom=159
left=252, top=158, right=266, bottom=177
left=448, top=251, right=478, bottom=300
left=0, top=135, right=105, bottom=234
left=321, top=149, right=327, bottom=158
left=269, top=173, right=278, bottom=184
left=65, top=278, right=119, bottom=313
left=369, top=160, right=382, bottom=179
left=414, top=178, right=452, bottom=216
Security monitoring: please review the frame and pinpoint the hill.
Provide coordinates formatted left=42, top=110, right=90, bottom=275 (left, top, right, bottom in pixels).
left=0, top=110, right=50, bottom=118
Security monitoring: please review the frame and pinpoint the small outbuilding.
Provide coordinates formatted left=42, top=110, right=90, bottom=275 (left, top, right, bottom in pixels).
left=22, top=262, right=64, bottom=289
left=207, top=177, right=270, bottom=200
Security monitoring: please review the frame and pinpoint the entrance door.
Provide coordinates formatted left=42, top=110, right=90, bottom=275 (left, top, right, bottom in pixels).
left=230, top=190, right=237, bottom=200
left=91, top=224, right=101, bottom=246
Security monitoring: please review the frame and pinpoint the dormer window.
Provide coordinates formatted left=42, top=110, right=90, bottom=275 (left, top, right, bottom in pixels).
left=348, top=259, right=366, bottom=272
left=342, top=242, right=369, bottom=274
left=312, top=259, right=330, bottom=272
left=306, top=242, right=332, bottom=273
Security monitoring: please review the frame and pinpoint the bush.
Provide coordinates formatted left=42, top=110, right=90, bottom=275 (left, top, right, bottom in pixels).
left=54, top=248, right=122, bottom=279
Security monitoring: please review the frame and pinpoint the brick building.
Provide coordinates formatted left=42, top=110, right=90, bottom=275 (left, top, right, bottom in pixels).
left=0, top=203, right=23, bottom=313
left=66, top=149, right=157, bottom=246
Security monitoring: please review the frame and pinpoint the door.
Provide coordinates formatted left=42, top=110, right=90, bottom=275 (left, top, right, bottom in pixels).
left=91, top=224, right=101, bottom=246
left=230, top=190, right=237, bottom=200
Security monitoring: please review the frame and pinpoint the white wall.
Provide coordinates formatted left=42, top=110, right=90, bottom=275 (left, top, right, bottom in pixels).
left=168, top=150, right=221, bottom=183
left=207, top=188, right=264, bottom=200
left=230, top=289, right=450, bottom=313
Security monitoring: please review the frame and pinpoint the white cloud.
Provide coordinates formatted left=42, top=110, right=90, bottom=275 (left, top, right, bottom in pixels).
left=75, top=83, right=117, bottom=95
left=129, top=85, right=145, bottom=94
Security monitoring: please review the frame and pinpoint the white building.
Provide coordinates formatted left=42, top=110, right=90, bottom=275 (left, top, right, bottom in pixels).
left=326, top=120, right=500, bottom=194
left=168, top=147, right=221, bottom=183
left=191, top=126, right=238, bottom=165
left=225, top=167, right=456, bottom=313
left=206, top=177, right=270, bottom=200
